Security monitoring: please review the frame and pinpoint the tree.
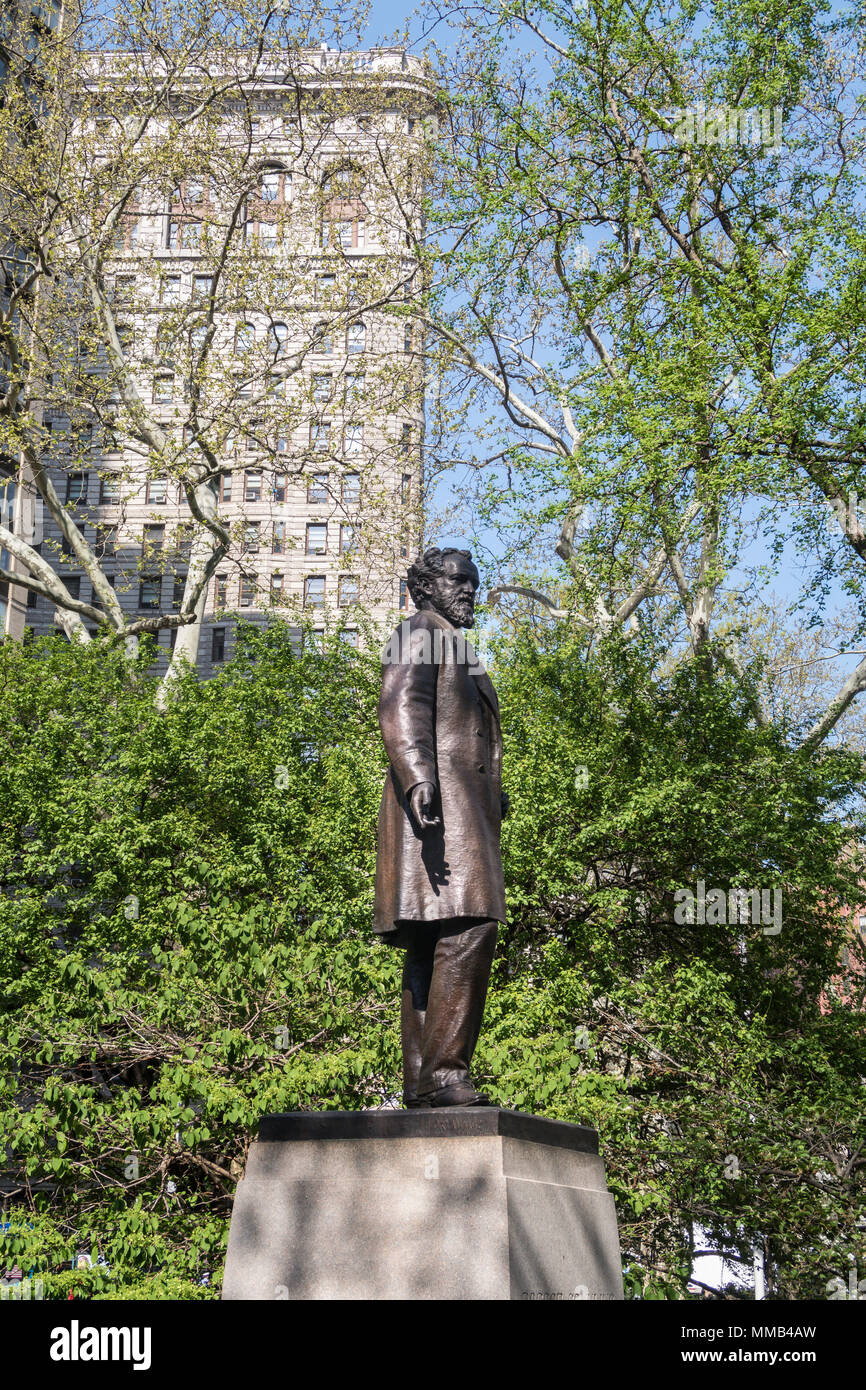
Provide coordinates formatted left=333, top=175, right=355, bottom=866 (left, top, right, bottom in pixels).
left=481, top=620, right=865, bottom=1298
left=418, top=0, right=866, bottom=747
left=0, top=0, right=428, bottom=700
left=0, top=623, right=397, bottom=1295
left=0, top=623, right=862, bottom=1298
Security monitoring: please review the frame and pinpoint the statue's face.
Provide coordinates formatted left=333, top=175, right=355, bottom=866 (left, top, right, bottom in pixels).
left=425, top=554, right=480, bottom=628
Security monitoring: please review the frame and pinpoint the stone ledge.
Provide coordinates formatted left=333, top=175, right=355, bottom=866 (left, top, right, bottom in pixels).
left=257, top=1107, right=599, bottom=1154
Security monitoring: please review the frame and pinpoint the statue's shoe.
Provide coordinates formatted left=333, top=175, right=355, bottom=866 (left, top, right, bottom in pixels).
left=403, top=1093, right=432, bottom=1109
left=420, top=1082, right=492, bottom=1108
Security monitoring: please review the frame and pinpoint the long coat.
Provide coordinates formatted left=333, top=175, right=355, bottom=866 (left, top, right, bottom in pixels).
left=373, top=608, right=506, bottom=939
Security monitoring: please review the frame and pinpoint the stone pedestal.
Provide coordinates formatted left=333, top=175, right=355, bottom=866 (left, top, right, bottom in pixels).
left=222, top=1109, right=624, bottom=1301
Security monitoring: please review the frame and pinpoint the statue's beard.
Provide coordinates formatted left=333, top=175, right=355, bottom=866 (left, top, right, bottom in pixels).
left=436, top=594, right=475, bottom=627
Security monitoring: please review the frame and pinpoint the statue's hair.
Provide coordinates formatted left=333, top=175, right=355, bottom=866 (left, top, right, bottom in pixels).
left=406, top=546, right=475, bottom=606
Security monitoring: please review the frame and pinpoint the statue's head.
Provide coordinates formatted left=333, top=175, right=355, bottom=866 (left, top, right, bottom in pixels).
left=406, top=547, right=480, bottom=629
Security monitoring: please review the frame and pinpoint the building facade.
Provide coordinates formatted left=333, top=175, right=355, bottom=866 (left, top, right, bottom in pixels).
left=0, top=0, right=63, bottom=641
left=18, top=45, right=429, bottom=669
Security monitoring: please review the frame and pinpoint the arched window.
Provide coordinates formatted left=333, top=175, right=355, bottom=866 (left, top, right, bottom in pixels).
left=260, top=168, right=291, bottom=202
left=269, top=322, right=288, bottom=359
left=244, top=166, right=289, bottom=249
left=320, top=165, right=367, bottom=252
left=235, top=322, right=255, bottom=354
left=346, top=321, right=366, bottom=355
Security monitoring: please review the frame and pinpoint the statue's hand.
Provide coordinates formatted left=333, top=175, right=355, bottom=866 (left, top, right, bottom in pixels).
left=501, top=791, right=511, bottom=820
left=409, top=781, right=440, bottom=830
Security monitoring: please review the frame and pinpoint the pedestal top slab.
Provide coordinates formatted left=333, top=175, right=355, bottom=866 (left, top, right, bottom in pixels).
left=257, top=1107, right=599, bottom=1154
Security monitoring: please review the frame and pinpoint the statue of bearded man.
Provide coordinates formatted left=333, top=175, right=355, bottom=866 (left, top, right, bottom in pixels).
left=373, top=547, right=508, bottom=1108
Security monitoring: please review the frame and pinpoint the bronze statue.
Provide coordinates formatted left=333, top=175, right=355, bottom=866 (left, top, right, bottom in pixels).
left=374, top=547, right=507, bottom=1108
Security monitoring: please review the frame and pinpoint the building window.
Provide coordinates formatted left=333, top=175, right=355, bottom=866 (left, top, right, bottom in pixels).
left=139, top=575, right=162, bottom=609
left=113, top=274, right=136, bottom=304
left=338, top=575, right=359, bottom=607
left=173, top=176, right=207, bottom=206
left=269, top=322, right=288, bottom=359
left=273, top=473, right=287, bottom=503
left=340, top=523, right=355, bottom=554
left=268, top=373, right=284, bottom=397
left=342, top=472, right=360, bottom=506
left=175, top=524, right=192, bottom=559
left=317, top=273, right=336, bottom=302
left=113, top=218, right=141, bottom=253
left=66, top=575, right=81, bottom=601
left=321, top=169, right=368, bottom=251
left=344, top=371, right=364, bottom=400
left=344, top=423, right=363, bottom=456
left=270, top=572, right=284, bottom=605
left=311, top=423, right=330, bottom=454
left=347, top=274, right=369, bottom=308
left=404, top=323, right=414, bottom=353
left=42, top=418, right=60, bottom=453
left=346, top=321, right=366, bottom=354
left=401, top=473, right=412, bottom=505
left=308, top=472, right=328, bottom=503
left=243, top=522, right=260, bottom=553
left=147, top=476, right=168, bottom=504
left=400, top=578, right=409, bottom=610
left=143, top=524, right=165, bottom=554
left=168, top=219, right=201, bottom=251
left=66, top=472, right=88, bottom=503
left=239, top=574, right=257, bottom=607
left=59, top=522, right=86, bottom=559
left=99, top=474, right=120, bottom=504
left=219, top=472, right=233, bottom=503
left=192, top=274, right=211, bottom=303
left=401, top=423, right=413, bottom=453
left=153, top=372, right=174, bottom=404
left=313, top=373, right=332, bottom=402
left=244, top=470, right=262, bottom=503
left=306, top=523, right=327, bottom=556
left=94, top=526, right=116, bottom=559
left=260, top=169, right=280, bottom=202
left=340, top=628, right=358, bottom=648
left=245, top=211, right=279, bottom=248
left=172, top=575, right=186, bottom=610
left=235, top=321, right=255, bottom=354
left=304, top=575, right=325, bottom=608
left=161, top=275, right=181, bottom=304
left=272, top=521, right=286, bottom=554
left=211, top=627, right=226, bottom=663
left=215, top=574, right=227, bottom=608
left=313, top=323, right=334, bottom=355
